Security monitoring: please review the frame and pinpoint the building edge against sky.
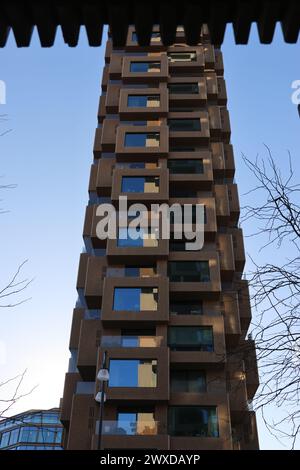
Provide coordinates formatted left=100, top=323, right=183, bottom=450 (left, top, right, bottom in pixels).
left=59, top=25, right=259, bottom=450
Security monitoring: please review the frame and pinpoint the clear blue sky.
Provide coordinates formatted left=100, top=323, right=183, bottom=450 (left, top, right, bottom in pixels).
left=0, top=24, right=299, bottom=450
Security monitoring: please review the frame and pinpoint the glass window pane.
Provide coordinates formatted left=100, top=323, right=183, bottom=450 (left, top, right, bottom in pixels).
left=170, top=370, right=206, bottom=392
left=168, top=326, right=213, bottom=351
left=0, top=431, right=10, bottom=448
left=168, top=407, right=218, bottom=437
left=168, top=119, right=201, bottom=131
left=168, top=83, right=199, bottom=94
left=168, top=159, right=203, bottom=174
left=125, top=133, right=147, bottom=147
left=113, top=287, right=141, bottom=311
left=168, top=261, right=210, bottom=282
left=109, top=359, right=157, bottom=387
left=128, top=95, right=148, bottom=107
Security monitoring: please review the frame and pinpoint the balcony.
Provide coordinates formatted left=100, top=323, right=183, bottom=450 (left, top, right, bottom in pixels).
left=101, top=419, right=160, bottom=435
left=69, top=308, right=85, bottom=350
left=93, top=127, right=102, bottom=159
left=99, top=347, right=169, bottom=401
left=60, top=373, right=80, bottom=424
left=119, top=85, right=168, bottom=119
left=214, top=184, right=230, bottom=224
left=217, top=77, right=227, bottom=105
left=168, top=196, right=217, bottom=241
left=115, top=125, right=169, bottom=159
left=205, top=73, right=218, bottom=100
left=215, top=50, right=224, bottom=75
left=167, top=47, right=204, bottom=73
left=228, top=184, right=240, bottom=223
left=217, top=233, right=235, bottom=281
left=101, top=335, right=164, bottom=348
left=169, top=315, right=226, bottom=365
left=227, top=359, right=249, bottom=424
left=168, top=252, right=221, bottom=298
left=101, top=118, right=119, bottom=152
left=220, top=107, right=231, bottom=143
left=168, top=77, right=207, bottom=107
left=204, top=44, right=215, bottom=68
left=222, top=292, right=241, bottom=347
left=168, top=151, right=213, bottom=190
left=228, top=228, right=246, bottom=272
left=77, top=319, right=101, bottom=380
left=168, top=112, right=210, bottom=146
left=122, top=55, right=168, bottom=84
left=97, top=95, right=105, bottom=123
left=83, top=205, right=107, bottom=249
left=111, top=167, right=169, bottom=203
left=94, top=158, right=114, bottom=196
left=208, top=106, right=222, bottom=140
left=101, top=276, right=169, bottom=325
left=211, top=143, right=235, bottom=179
left=236, top=280, right=252, bottom=333
left=106, top=225, right=169, bottom=262
left=243, top=340, right=259, bottom=399
left=105, top=83, right=121, bottom=113
left=84, top=256, right=106, bottom=308
left=108, top=54, right=122, bottom=79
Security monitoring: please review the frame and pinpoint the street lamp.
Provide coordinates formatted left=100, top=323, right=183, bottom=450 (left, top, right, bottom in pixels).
left=94, top=350, right=109, bottom=451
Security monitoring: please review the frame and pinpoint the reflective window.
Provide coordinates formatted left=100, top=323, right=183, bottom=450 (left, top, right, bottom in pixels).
left=170, top=300, right=203, bottom=315
left=168, top=326, right=213, bottom=352
left=127, top=95, right=160, bottom=107
left=109, top=359, right=157, bottom=387
left=170, top=370, right=206, bottom=392
left=113, top=287, right=158, bottom=311
left=116, top=162, right=159, bottom=169
left=168, top=407, right=218, bottom=437
left=117, top=227, right=158, bottom=248
left=117, top=410, right=156, bottom=435
left=168, top=83, right=199, bottom=94
left=168, top=159, right=203, bottom=174
left=130, top=62, right=161, bottom=72
left=0, top=431, right=10, bottom=448
left=168, top=119, right=201, bottom=131
left=168, top=261, right=210, bottom=282
left=124, top=132, right=160, bottom=147
left=121, top=176, right=159, bottom=193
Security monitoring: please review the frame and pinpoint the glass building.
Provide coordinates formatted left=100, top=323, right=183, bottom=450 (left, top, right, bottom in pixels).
left=0, top=408, right=63, bottom=450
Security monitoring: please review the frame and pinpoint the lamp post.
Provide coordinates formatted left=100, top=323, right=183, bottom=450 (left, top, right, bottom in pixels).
left=95, top=350, right=109, bottom=451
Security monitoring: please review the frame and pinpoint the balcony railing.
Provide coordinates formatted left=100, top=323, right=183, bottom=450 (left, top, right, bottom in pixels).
left=101, top=335, right=163, bottom=348
left=97, top=420, right=159, bottom=436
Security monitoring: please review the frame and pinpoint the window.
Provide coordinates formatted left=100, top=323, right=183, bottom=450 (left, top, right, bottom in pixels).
left=170, top=370, right=206, bottom=392
left=19, top=426, right=38, bottom=443
left=168, top=159, right=204, bottom=174
left=170, top=300, right=203, bottom=315
left=169, top=240, right=188, bottom=252
left=121, top=176, right=159, bottom=193
left=130, top=62, right=161, bottom=72
left=113, top=287, right=158, bottom=311
left=168, top=261, right=210, bottom=282
left=116, top=162, right=159, bottom=169
left=168, top=52, right=197, bottom=62
left=127, top=95, right=160, bottom=107
left=168, top=119, right=201, bottom=131
left=106, top=265, right=157, bottom=278
left=168, top=326, right=213, bottom=352
left=124, top=132, right=160, bottom=147
left=0, top=431, right=10, bottom=448
left=9, top=428, right=20, bottom=446
left=109, top=359, right=157, bottom=387
left=168, top=83, right=199, bottom=94
left=117, top=410, right=156, bottom=435
left=168, top=407, right=218, bottom=437
left=117, top=227, right=158, bottom=248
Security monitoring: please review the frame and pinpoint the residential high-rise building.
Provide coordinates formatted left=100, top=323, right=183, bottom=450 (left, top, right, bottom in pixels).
left=60, top=26, right=259, bottom=450
left=0, top=408, right=63, bottom=450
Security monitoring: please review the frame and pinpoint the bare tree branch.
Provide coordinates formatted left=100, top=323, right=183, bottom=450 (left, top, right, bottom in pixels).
left=241, top=145, right=300, bottom=448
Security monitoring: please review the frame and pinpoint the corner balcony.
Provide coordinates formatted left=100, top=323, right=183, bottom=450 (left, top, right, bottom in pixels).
left=101, top=276, right=169, bottom=326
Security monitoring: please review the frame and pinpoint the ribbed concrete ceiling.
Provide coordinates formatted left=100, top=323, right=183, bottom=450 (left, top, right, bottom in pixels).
left=0, top=0, right=299, bottom=48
